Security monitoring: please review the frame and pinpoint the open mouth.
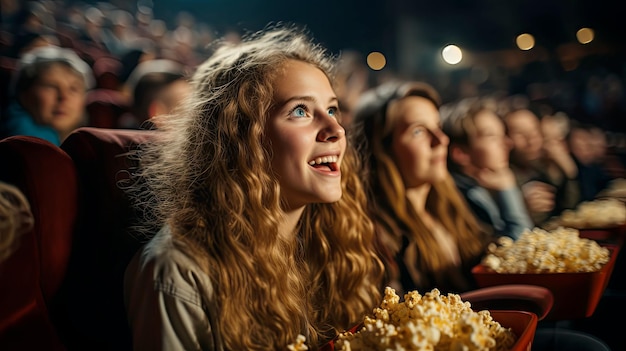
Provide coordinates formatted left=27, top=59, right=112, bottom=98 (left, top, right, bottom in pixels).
left=308, top=155, right=339, bottom=172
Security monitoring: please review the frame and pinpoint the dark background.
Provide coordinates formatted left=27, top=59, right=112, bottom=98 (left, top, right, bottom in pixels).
left=148, top=0, right=625, bottom=56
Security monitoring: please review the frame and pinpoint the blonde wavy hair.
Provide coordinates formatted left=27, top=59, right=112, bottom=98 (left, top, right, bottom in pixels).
left=351, top=81, right=489, bottom=290
left=129, top=26, right=383, bottom=350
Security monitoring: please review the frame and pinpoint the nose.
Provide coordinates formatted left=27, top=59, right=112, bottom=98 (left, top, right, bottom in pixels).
left=430, top=128, right=449, bottom=147
left=317, top=115, right=345, bottom=142
left=56, top=87, right=69, bottom=101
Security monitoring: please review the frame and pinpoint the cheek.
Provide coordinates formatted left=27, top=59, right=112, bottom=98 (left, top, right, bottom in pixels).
left=394, top=142, right=421, bottom=173
left=25, top=93, right=53, bottom=121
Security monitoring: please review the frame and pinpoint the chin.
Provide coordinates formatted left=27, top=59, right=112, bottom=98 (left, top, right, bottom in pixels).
left=319, top=190, right=343, bottom=204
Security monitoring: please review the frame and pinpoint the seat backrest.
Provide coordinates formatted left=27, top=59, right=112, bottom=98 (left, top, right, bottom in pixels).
left=0, top=135, right=78, bottom=351
left=85, top=89, right=131, bottom=129
left=58, top=127, right=155, bottom=350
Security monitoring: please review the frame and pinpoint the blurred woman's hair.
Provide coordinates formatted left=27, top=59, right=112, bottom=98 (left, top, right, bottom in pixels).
left=351, top=80, right=488, bottom=286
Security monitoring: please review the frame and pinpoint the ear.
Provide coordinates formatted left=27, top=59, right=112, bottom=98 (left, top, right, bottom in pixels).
left=450, top=144, right=471, bottom=167
left=148, top=101, right=166, bottom=119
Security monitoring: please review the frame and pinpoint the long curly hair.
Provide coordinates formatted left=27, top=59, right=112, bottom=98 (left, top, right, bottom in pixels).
left=351, top=81, right=488, bottom=290
left=129, top=26, right=383, bottom=350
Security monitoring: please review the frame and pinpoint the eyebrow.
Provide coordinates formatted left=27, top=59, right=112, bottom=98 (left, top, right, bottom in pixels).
left=279, top=95, right=338, bottom=106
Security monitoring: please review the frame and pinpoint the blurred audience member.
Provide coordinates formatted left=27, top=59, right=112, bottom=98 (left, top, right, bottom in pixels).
left=443, top=97, right=532, bottom=240
left=352, top=80, right=491, bottom=295
left=0, top=45, right=93, bottom=145
left=123, top=59, right=190, bottom=129
left=502, top=100, right=580, bottom=226
left=567, top=121, right=613, bottom=201
left=0, top=29, right=58, bottom=115
left=541, top=112, right=570, bottom=148
left=0, top=181, right=33, bottom=263
left=101, top=9, right=137, bottom=57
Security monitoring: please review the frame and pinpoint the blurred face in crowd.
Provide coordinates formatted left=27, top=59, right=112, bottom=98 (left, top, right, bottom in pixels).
left=389, top=96, right=449, bottom=188
left=265, top=59, right=346, bottom=210
left=20, top=62, right=86, bottom=138
left=505, top=109, right=543, bottom=164
left=152, top=79, right=191, bottom=117
left=467, top=110, right=512, bottom=171
left=569, top=128, right=596, bottom=165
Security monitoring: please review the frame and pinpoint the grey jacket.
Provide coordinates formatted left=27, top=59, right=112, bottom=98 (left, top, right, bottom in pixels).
left=451, top=172, right=533, bottom=240
left=124, top=227, right=224, bottom=351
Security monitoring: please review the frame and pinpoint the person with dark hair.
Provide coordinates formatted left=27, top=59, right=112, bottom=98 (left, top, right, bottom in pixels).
left=124, top=59, right=190, bottom=128
left=123, top=26, right=384, bottom=350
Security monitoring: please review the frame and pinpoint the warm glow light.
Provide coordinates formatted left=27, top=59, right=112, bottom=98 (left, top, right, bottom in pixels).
left=441, top=45, right=462, bottom=65
left=577, top=28, right=594, bottom=44
left=516, top=33, right=535, bottom=50
left=366, top=52, right=386, bottom=70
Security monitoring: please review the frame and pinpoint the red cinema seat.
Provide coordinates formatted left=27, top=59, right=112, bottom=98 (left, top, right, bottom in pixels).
left=58, top=127, right=156, bottom=350
left=0, top=136, right=78, bottom=351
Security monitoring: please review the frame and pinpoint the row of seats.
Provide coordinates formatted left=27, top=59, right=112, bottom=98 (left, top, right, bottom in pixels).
left=0, top=127, right=154, bottom=350
left=0, top=127, right=552, bottom=350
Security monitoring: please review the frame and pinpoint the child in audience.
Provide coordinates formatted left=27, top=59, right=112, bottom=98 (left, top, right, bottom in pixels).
left=0, top=46, right=93, bottom=145
left=123, top=26, right=383, bottom=350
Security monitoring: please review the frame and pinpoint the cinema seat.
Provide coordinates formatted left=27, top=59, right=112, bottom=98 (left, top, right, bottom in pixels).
left=0, top=136, right=78, bottom=351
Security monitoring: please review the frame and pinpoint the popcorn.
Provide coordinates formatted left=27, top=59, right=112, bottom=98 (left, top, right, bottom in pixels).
left=544, top=198, right=626, bottom=229
left=287, top=334, right=309, bottom=351
left=334, top=287, right=517, bottom=351
left=597, top=178, right=626, bottom=198
left=482, top=227, right=610, bottom=273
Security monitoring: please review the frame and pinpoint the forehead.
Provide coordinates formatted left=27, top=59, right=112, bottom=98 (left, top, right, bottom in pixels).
left=389, top=95, right=439, bottom=129
left=506, top=110, right=539, bottom=130
left=473, top=110, right=503, bottom=131
left=272, top=60, right=331, bottom=88
left=36, top=63, right=84, bottom=80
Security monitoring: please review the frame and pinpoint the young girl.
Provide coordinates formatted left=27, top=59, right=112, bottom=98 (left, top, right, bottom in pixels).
left=350, top=80, right=490, bottom=295
left=124, top=27, right=383, bottom=350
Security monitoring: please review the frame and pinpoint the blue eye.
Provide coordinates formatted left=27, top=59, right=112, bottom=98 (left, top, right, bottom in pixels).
left=328, top=107, right=338, bottom=117
left=413, top=126, right=426, bottom=136
left=290, top=105, right=308, bottom=118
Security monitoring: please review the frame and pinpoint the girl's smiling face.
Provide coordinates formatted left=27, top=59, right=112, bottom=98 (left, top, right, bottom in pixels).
left=266, top=59, right=346, bottom=210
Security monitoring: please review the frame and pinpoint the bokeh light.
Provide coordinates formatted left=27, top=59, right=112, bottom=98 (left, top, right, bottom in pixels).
left=366, top=52, right=386, bottom=70
left=576, top=28, right=594, bottom=44
left=516, top=33, right=535, bottom=50
left=441, top=45, right=462, bottom=65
